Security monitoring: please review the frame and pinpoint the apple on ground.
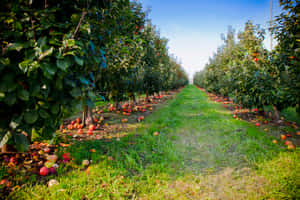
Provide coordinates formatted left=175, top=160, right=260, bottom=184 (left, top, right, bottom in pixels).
left=281, top=134, right=286, bottom=140
left=284, top=140, right=292, bottom=146
left=49, top=167, right=56, bottom=174
left=89, top=124, right=96, bottom=131
left=87, top=130, right=93, bottom=136
left=287, top=144, right=295, bottom=151
left=153, top=131, right=159, bottom=136
left=40, top=167, right=49, bottom=176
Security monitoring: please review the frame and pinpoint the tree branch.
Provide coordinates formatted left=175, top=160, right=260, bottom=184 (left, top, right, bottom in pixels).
left=71, top=11, right=87, bottom=39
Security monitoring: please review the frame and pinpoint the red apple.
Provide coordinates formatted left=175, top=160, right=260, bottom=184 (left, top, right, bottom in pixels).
left=0, top=179, right=7, bottom=185
left=153, top=131, right=159, bottom=136
left=284, top=140, right=292, bottom=146
left=40, top=167, right=49, bottom=176
left=78, top=129, right=83, bottom=134
left=49, top=167, right=56, bottom=174
left=63, top=153, right=70, bottom=162
left=87, top=130, right=93, bottom=136
left=44, top=147, right=51, bottom=153
left=287, top=144, right=295, bottom=151
left=9, top=157, right=17, bottom=164
left=281, top=134, right=286, bottom=140
left=255, top=123, right=260, bottom=126
left=254, top=57, right=258, bottom=62
left=71, top=120, right=75, bottom=125
left=89, top=124, right=95, bottom=131
left=76, top=118, right=81, bottom=123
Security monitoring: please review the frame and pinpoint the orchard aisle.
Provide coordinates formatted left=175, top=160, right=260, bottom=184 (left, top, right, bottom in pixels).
left=10, top=85, right=299, bottom=200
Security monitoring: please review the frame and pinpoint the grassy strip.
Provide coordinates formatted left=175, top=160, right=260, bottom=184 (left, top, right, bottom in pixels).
left=9, top=85, right=299, bottom=200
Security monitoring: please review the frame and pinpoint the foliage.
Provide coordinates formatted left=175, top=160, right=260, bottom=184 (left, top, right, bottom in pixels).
left=194, top=1, right=300, bottom=113
left=0, top=0, right=188, bottom=150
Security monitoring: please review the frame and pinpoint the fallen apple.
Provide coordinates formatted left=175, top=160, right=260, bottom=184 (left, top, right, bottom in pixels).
left=281, top=134, right=286, bottom=140
left=44, top=161, right=54, bottom=168
left=44, top=147, right=51, bottom=153
left=87, top=130, right=93, bottom=136
left=82, top=159, right=89, bottom=166
left=121, top=118, right=128, bottom=123
left=48, top=179, right=59, bottom=187
left=153, top=131, right=159, bottom=136
left=287, top=144, right=295, bottom=150
left=47, top=155, right=58, bottom=162
left=49, top=167, right=56, bottom=174
left=284, top=140, right=292, bottom=146
left=40, top=167, right=49, bottom=176
left=89, top=124, right=96, bottom=131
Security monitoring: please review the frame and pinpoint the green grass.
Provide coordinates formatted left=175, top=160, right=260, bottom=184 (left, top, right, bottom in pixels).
left=9, top=85, right=299, bottom=200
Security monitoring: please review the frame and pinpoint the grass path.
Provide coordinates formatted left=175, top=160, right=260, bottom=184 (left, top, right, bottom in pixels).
left=9, top=85, right=299, bottom=200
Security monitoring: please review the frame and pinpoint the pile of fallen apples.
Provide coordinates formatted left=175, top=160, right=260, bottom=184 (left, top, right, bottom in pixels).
left=197, top=87, right=298, bottom=151
left=0, top=92, right=176, bottom=192
left=0, top=141, right=74, bottom=192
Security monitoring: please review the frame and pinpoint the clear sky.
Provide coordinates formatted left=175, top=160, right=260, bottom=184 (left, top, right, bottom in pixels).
left=139, top=0, right=283, bottom=81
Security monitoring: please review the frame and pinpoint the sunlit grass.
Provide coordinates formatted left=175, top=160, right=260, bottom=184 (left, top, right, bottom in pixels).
left=9, top=85, right=299, bottom=200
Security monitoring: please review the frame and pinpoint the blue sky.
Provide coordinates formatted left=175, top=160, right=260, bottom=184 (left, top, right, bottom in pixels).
left=139, top=0, right=282, bottom=81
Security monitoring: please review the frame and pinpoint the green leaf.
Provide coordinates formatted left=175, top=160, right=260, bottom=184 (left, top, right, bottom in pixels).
left=37, top=36, right=47, bottom=48
left=79, top=77, right=89, bottom=85
left=51, top=104, right=60, bottom=114
left=39, top=109, right=50, bottom=119
left=19, top=59, right=31, bottom=73
left=56, top=58, right=71, bottom=71
left=0, top=132, right=11, bottom=148
left=38, top=101, right=49, bottom=109
left=39, top=47, right=54, bottom=60
left=0, top=73, right=17, bottom=92
left=64, top=79, right=76, bottom=87
left=70, top=87, right=81, bottom=98
left=42, top=63, right=57, bottom=78
left=14, top=133, right=29, bottom=152
left=75, top=56, right=84, bottom=66
left=24, top=111, right=38, bottom=124
left=4, top=93, right=16, bottom=105
left=7, top=43, right=23, bottom=52
left=65, top=39, right=75, bottom=47
left=0, top=92, right=5, bottom=99
left=17, top=89, right=29, bottom=101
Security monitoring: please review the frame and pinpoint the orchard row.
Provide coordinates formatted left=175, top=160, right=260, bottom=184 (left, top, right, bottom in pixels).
left=193, top=0, right=299, bottom=118
left=0, top=0, right=188, bottom=151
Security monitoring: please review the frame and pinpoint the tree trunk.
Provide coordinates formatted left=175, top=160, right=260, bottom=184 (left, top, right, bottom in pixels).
left=115, top=101, right=121, bottom=111
left=145, top=92, right=149, bottom=102
left=1, top=144, right=7, bottom=153
left=82, top=105, right=93, bottom=126
left=131, top=93, right=137, bottom=105
left=272, top=105, right=280, bottom=120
